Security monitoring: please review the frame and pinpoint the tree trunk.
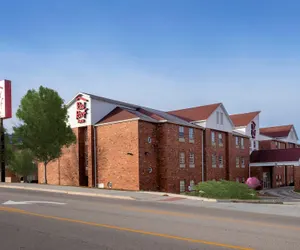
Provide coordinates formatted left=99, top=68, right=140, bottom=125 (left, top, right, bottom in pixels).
left=44, top=162, right=48, bottom=184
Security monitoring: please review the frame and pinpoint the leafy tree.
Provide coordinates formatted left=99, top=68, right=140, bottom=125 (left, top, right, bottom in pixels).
left=8, top=149, right=36, bottom=181
left=14, top=86, right=76, bottom=184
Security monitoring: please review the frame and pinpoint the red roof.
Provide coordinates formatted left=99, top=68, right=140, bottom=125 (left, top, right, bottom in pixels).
left=260, top=125, right=293, bottom=138
left=230, top=111, right=260, bottom=127
left=168, top=103, right=221, bottom=122
left=98, top=107, right=138, bottom=124
left=251, top=148, right=300, bottom=163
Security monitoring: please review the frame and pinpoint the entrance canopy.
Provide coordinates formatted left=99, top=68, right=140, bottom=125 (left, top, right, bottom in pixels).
left=250, top=148, right=300, bottom=167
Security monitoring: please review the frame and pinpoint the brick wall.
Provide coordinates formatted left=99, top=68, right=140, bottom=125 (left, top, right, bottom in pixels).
left=96, top=121, right=140, bottom=191
left=229, top=135, right=250, bottom=183
left=287, top=166, right=294, bottom=185
left=157, top=123, right=203, bottom=193
left=204, top=129, right=227, bottom=181
left=138, top=121, right=159, bottom=191
left=38, top=128, right=80, bottom=186
left=272, top=166, right=285, bottom=188
left=259, top=140, right=277, bottom=150
left=294, top=167, right=300, bottom=191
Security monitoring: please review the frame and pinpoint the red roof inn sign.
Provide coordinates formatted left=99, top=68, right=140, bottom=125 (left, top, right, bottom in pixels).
left=76, top=95, right=89, bottom=124
left=0, top=80, right=12, bottom=119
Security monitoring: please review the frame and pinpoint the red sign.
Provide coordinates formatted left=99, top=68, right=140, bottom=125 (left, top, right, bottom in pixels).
left=251, top=121, right=256, bottom=139
left=0, top=79, right=12, bottom=119
left=76, top=95, right=88, bottom=124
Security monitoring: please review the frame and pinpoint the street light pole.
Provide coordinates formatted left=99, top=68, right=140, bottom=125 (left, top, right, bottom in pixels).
left=0, top=118, right=5, bottom=182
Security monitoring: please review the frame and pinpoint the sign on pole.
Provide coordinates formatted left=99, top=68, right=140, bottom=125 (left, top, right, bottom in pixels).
left=0, top=79, right=12, bottom=119
left=0, top=79, right=12, bottom=182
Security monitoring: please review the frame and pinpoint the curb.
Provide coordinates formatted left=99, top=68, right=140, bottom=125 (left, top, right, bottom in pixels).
left=141, top=191, right=217, bottom=202
left=0, top=185, right=135, bottom=201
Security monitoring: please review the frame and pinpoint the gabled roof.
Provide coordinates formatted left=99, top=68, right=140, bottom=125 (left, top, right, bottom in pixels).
left=98, top=107, right=158, bottom=124
left=260, top=125, right=294, bottom=138
left=71, top=92, right=203, bottom=128
left=167, top=103, right=221, bottom=122
left=250, top=148, right=300, bottom=163
left=230, top=111, right=260, bottom=127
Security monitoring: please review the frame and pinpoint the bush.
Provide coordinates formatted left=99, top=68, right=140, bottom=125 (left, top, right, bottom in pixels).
left=190, top=180, right=258, bottom=200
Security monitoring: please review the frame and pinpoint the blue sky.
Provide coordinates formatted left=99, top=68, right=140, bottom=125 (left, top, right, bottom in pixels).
left=1, top=0, right=300, bottom=133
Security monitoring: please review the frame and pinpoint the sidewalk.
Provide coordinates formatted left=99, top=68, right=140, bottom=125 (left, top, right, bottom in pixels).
left=0, top=182, right=285, bottom=204
left=0, top=182, right=214, bottom=202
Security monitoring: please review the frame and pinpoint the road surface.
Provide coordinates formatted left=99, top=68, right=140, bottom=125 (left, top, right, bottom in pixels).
left=1, top=188, right=300, bottom=250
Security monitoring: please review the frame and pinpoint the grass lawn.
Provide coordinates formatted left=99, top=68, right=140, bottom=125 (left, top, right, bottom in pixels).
left=188, top=180, right=258, bottom=200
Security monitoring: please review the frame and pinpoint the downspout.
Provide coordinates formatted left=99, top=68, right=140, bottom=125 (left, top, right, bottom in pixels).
left=202, top=129, right=204, bottom=182
left=93, top=126, right=98, bottom=188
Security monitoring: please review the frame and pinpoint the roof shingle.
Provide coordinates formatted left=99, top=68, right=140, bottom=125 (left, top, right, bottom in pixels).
left=230, top=111, right=260, bottom=127
left=167, top=103, right=221, bottom=122
left=260, top=125, right=293, bottom=138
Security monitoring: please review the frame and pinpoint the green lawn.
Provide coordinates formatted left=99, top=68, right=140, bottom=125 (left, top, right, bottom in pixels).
left=188, top=180, right=258, bottom=200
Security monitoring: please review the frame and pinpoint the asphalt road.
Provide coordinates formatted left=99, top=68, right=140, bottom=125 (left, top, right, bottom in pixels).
left=1, top=188, right=300, bottom=250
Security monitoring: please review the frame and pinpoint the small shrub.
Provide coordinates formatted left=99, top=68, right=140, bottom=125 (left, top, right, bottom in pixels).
left=191, top=180, right=258, bottom=200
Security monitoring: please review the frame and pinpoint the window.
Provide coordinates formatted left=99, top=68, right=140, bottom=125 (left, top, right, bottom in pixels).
left=220, top=112, right=224, bottom=125
left=189, top=152, right=195, bottom=167
left=241, top=157, right=245, bottom=168
left=190, top=180, right=195, bottom=190
left=189, top=128, right=194, bottom=141
left=278, top=142, right=280, bottom=149
left=236, top=157, right=240, bottom=168
left=219, top=155, right=223, bottom=168
left=241, top=138, right=244, bottom=149
left=180, top=180, right=185, bottom=193
left=179, top=152, right=185, bottom=168
left=216, top=111, right=220, bottom=124
left=218, top=133, right=223, bottom=146
left=253, top=140, right=256, bottom=149
left=235, top=137, right=239, bottom=148
left=211, top=131, right=216, bottom=145
left=212, top=154, right=217, bottom=168
left=179, top=126, right=184, bottom=139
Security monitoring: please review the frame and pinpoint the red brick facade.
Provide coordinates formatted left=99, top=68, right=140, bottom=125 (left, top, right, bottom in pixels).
left=250, top=165, right=295, bottom=189
left=259, top=140, right=297, bottom=150
left=156, top=123, right=203, bottom=193
left=294, top=167, right=300, bottom=191
left=203, top=129, right=250, bottom=183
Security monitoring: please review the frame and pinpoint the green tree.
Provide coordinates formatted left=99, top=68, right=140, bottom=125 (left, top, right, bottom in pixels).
left=14, top=86, right=76, bottom=184
left=8, top=149, right=36, bottom=181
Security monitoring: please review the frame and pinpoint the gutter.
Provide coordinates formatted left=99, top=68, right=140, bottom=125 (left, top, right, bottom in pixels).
left=93, top=126, right=98, bottom=188
left=202, top=130, right=204, bottom=182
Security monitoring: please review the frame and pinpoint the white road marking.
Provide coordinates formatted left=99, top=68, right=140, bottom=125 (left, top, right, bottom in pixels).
left=2, top=200, right=66, bottom=205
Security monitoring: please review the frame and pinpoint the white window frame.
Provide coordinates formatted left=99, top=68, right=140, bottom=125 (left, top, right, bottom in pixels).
left=241, top=138, right=244, bottom=149
left=236, top=157, right=240, bottom=168
left=235, top=137, right=239, bottom=148
left=219, top=155, right=223, bottom=168
left=189, top=152, right=195, bottom=167
left=218, top=133, right=223, bottom=146
left=189, top=128, right=194, bottom=142
left=220, top=112, right=224, bottom=125
left=211, top=131, right=216, bottom=145
left=241, top=157, right=245, bottom=168
left=190, top=180, right=195, bottom=190
left=180, top=180, right=185, bottom=193
left=179, top=126, right=184, bottom=139
left=212, top=153, right=217, bottom=168
left=179, top=152, right=185, bottom=168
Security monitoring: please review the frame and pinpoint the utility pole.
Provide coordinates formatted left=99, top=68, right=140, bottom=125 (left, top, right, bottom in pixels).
left=0, top=118, right=5, bottom=182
